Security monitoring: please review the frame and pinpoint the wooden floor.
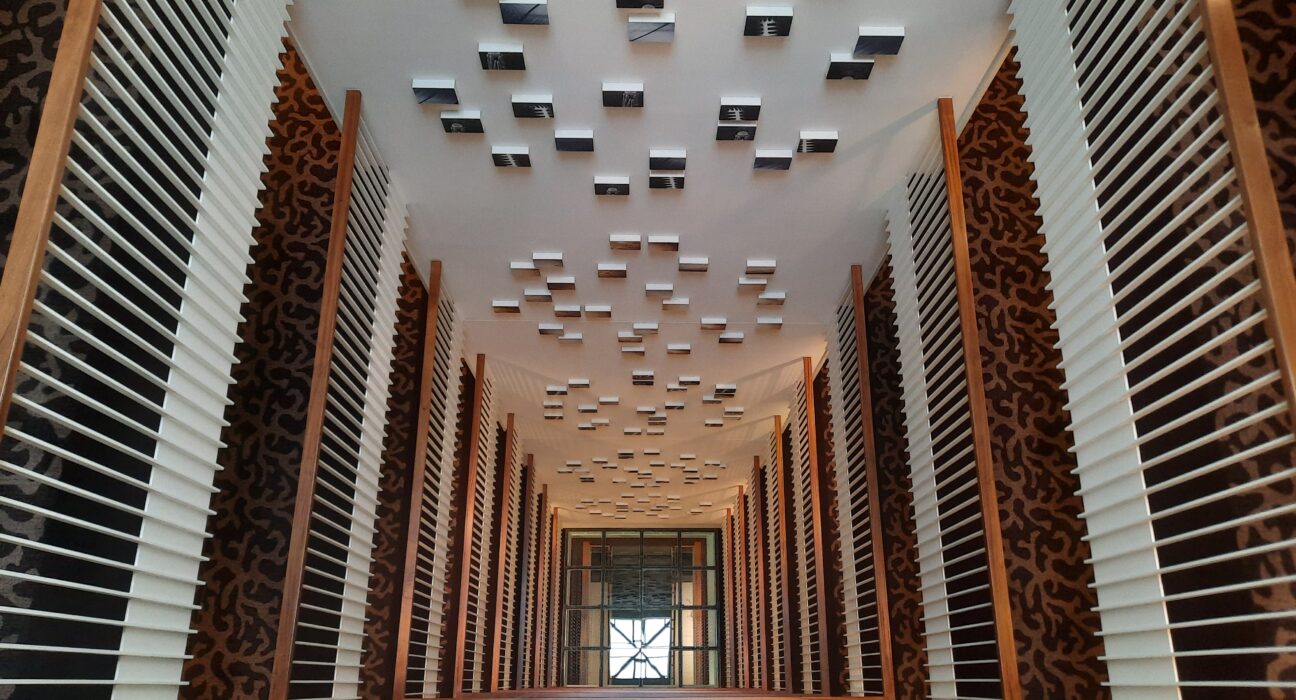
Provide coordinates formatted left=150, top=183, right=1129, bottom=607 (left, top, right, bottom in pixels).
left=472, top=690, right=846, bottom=699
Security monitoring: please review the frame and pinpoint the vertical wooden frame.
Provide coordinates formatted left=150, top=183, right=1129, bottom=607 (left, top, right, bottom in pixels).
left=268, top=89, right=364, bottom=700
left=800, top=356, right=835, bottom=695
left=0, top=0, right=102, bottom=428
left=547, top=507, right=561, bottom=686
left=389, top=261, right=443, bottom=700
left=736, top=486, right=751, bottom=688
left=488, top=414, right=519, bottom=692
left=724, top=509, right=737, bottom=687
left=751, top=456, right=772, bottom=690
left=938, top=95, right=1022, bottom=699
left=771, top=416, right=795, bottom=690
left=1201, top=0, right=1296, bottom=429
left=850, top=264, right=898, bottom=698
left=530, top=484, right=549, bottom=688
left=513, top=455, right=535, bottom=688
left=450, top=353, right=490, bottom=697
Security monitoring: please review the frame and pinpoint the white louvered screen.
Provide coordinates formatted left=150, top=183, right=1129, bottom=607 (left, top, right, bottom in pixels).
left=1012, top=0, right=1296, bottom=696
left=462, top=371, right=499, bottom=693
left=288, top=120, right=408, bottom=699
left=888, top=149, right=1004, bottom=698
left=496, top=429, right=524, bottom=690
left=745, top=470, right=765, bottom=689
left=764, top=430, right=788, bottom=691
left=828, top=285, right=887, bottom=697
left=0, top=1, right=288, bottom=697
left=403, top=286, right=464, bottom=698
left=790, top=373, right=824, bottom=693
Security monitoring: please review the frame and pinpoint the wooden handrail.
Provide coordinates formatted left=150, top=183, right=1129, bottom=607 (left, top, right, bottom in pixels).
left=450, top=353, right=490, bottom=697
left=938, top=95, right=1022, bottom=700
left=269, top=89, right=363, bottom=700
left=0, top=0, right=102, bottom=430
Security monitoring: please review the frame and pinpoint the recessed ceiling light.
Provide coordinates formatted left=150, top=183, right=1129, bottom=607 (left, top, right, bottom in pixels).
left=610, top=233, right=641, bottom=250
left=649, top=148, right=686, bottom=171
left=746, top=258, right=776, bottom=274
left=559, top=332, right=583, bottom=343
left=412, top=78, right=458, bottom=105
left=554, top=304, right=581, bottom=318
left=539, top=323, right=564, bottom=336
left=547, top=275, right=575, bottom=290
left=667, top=343, right=691, bottom=355
left=645, top=282, right=673, bottom=295
left=598, top=262, right=627, bottom=278
left=441, top=109, right=484, bottom=133
left=719, top=96, right=761, bottom=121
left=500, top=0, right=549, bottom=25
left=492, top=299, right=521, bottom=313
left=719, top=331, right=745, bottom=343
left=602, top=82, right=645, bottom=108
left=594, top=175, right=630, bottom=195
left=757, top=315, right=784, bottom=328
left=479, top=42, right=526, bottom=70
left=512, top=93, right=554, bottom=118
left=758, top=290, right=787, bottom=305
left=856, top=25, right=905, bottom=55
left=754, top=149, right=793, bottom=171
left=744, top=6, right=793, bottom=37
left=511, top=260, right=539, bottom=274
left=524, top=287, right=552, bottom=302
left=827, top=53, right=875, bottom=80
left=555, top=128, right=594, bottom=151
left=647, top=234, right=680, bottom=251
left=662, top=297, right=689, bottom=308
left=797, top=130, right=839, bottom=153
left=491, top=145, right=531, bottom=167
left=700, top=317, right=727, bottom=330
left=678, top=256, right=709, bottom=272
left=628, top=13, right=675, bottom=43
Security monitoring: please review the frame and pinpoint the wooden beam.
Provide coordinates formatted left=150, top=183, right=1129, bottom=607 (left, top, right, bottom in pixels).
left=724, top=508, right=737, bottom=688
left=800, top=356, right=834, bottom=695
left=546, top=507, right=561, bottom=687
left=938, top=95, right=1022, bottom=699
left=751, top=456, right=771, bottom=690
left=0, top=0, right=102, bottom=429
left=850, top=264, right=897, bottom=698
left=488, top=414, right=519, bottom=692
left=771, top=416, right=794, bottom=690
left=531, top=484, right=549, bottom=689
left=1202, top=0, right=1296, bottom=430
left=269, top=89, right=363, bottom=700
left=450, top=353, right=490, bottom=698
left=513, top=456, right=535, bottom=688
left=389, top=260, right=443, bottom=700
left=736, top=486, right=751, bottom=689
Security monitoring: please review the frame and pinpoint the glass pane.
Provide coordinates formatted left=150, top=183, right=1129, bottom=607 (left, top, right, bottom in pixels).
left=605, top=567, right=639, bottom=609
left=679, top=532, right=717, bottom=567
left=567, top=568, right=604, bottom=607
left=642, top=531, right=677, bottom=567
left=608, top=615, right=672, bottom=682
left=678, top=609, right=718, bottom=648
left=564, top=609, right=604, bottom=649
left=679, top=649, right=719, bottom=687
left=677, top=570, right=717, bottom=607
left=606, top=531, right=641, bottom=568
left=564, top=649, right=601, bottom=686
left=641, top=568, right=675, bottom=608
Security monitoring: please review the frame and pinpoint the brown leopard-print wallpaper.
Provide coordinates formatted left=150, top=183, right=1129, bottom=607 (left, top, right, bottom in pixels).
left=812, top=364, right=848, bottom=697
left=1236, top=0, right=1296, bottom=258
left=181, top=39, right=339, bottom=698
left=358, top=257, right=427, bottom=699
left=863, top=259, right=928, bottom=699
left=959, top=51, right=1109, bottom=697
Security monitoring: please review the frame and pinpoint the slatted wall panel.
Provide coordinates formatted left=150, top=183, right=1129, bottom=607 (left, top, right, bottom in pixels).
left=287, top=121, right=408, bottom=699
left=1012, top=0, right=1296, bottom=696
left=515, top=473, right=541, bottom=689
left=462, top=373, right=499, bottom=693
left=403, top=287, right=464, bottom=698
left=495, top=429, right=524, bottom=690
left=532, top=501, right=552, bottom=688
left=722, top=509, right=736, bottom=688
left=889, top=149, right=1004, bottom=698
left=790, top=373, right=825, bottom=693
left=0, top=1, right=289, bottom=696
left=546, top=509, right=561, bottom=687
left=764, top=430, right=789, bottom=691
left=746, top=466, right=768, bottom=690
left=828, top=288, right=887, bottom=696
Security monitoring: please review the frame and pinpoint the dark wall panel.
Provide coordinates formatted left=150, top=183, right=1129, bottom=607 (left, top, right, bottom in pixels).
left=1236, top=0, right=1296, bottom=254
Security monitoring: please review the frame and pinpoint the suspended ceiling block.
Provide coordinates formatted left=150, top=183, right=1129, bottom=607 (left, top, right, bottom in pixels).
left=649, top=148, right=686, bottom=171
left=492, top=145, right=531, bottom=167
left=595, top=175, right=630, bottom=195
left=603, top=82, right=644, bottom=107
left=543, top=399, right=563, bottom=409
left=412, top=78, right=457, bottom=105
left=758, top=290, right=787, bottom=305
left=719, top=96, right=761, bottom=121
left=554, top=304, right=582, bottom=318
left=855, top=25, right=905, bottom=55
left=715, top=383, right=737, bottom=396
left=546, top=384, right=568, bottom=394
left=702, top=394, right=720, bottom=404
left=492, top=299, right=521, bottom=313
left=797, top=130, right=839, bottom=153
left=618, top=0, right=663, bottom=7
left=511, top=260, right=539, bottom=274
left=622, top=345, right=646, bottom=355
left=648, top=234, right=680, bottom=251
left=538, top=323, right=564, bottom=335
left=757, top=315, right=784, bottom=328
left=633, top=321, right=659, bottom=333
left=610, top=233, right=642, bottom=250
left=827, top=53, right=875, bottom=80
left=678, top=255, right=708, bottom=272
left=624, top=427, right=643, bottom=435
left=745, top=6, right=792, bottom=36
left=547, top=274, right=576, bottom=290
left=649, top=173, right=685, bottom=189
left=667, top=343, right=691, bottom=355
left=679, top=375, right=701, bottom=386
left=578, top=404, right=598, bottom=413
left=645, top=282, right=674, bottom=295
left=636, top=405, right=656, bottom=414
left=700, top=317, right=727, bottom=330
left=513, top=93, right=555, bottom=118
left=500, top=0, right=548, bottom=24
left=719, top=331, right=745, bottom=344
left=666, top=383, right=686, bottom=392
left=704, top=419, right=724, bottom=427
left=644, top=448, right=661, bottom=455
left=746, top=258, right=777, bottom=275
left=628, top=13, right=675, bottom=43
left=601, top=396, right=621, bottom=405
left=665, top=401, right=686, bottom=410
left=598, top=262, right=628, bottom=278
left=738, top=276, right=769, bottom=288
left=441, top=109, right=483, bottom=133
left=618, top=330, right=643, bottom=343
left=544, top=411, right=563, bottom=420
left=632, top=369, right=655, bottom=386
left=555, top=128, right=595, bottom=151
left=578, top=423, right=595, bottom=431
left=716, top=123, right=757, bottom=141
left=524, top=287, right=551, bottom=301
left=585, top=304, right=613, bottom=318
left=559, top=332, right=583, bottom=343
left=479, top=42, right=526, bottom=69
left=725, top=407, right=746, bottom=418
left=753, top=149, right=793, bottom=170
left=661, top=297, right=689, bottom=309
left=569, top=377, right=591, bottom=388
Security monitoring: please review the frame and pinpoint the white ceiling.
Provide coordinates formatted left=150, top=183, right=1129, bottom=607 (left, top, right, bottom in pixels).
left=289, top=0, right=1010, bottom=526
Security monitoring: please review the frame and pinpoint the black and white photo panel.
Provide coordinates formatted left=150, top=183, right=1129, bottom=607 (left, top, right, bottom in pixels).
left=649, top=148, right=686, bottom=171
left=555, top=128, right=595, bottom=151
left=595, top=175, right=631, bottom=195
left=754, top=149, right=793, bottom=170
left=412, top=78, right=458, bottom=105
left=716, top=123, right=758, bottom=141
left=441, top=109, right=484, bottom=133
left=718, top=96, right=761, bottom=121
left=797, top=130, right=839, bottom=153
left=649, top=173, right=685, bottom=189
left=512, top=93, right=555, bottom=118
left=603, top=81, right=645, bottom=107
left=500, top=0, right=548, bottom=25
left=744, top=6, right=792, bottom=36
left=628, top=13, right=675, bottom=42
left=827, top=53, right=875, bottom=80
left=855, top=25, right=905, bottom=55
left=492, top=145, right=531, bottom=167
left=479, top=42, right=526, bottom=70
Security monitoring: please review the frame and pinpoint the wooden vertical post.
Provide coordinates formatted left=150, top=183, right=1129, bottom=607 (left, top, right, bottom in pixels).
left=1201, top=0, right=1296, bottom=430
left=751, top=456, right=771, bottom=690
left=450, top=353, right=490, bottom=697
left=512, top=455, right=535, bottom=688
left=736, top=486, right=751, bottom=689
left=530, top=484, right=549, bottom=688
left=390, top=260, right=443, bottom=700
left=269, top=89, right=363, bottom=700
left=771, top=416, right=795, bottom=690
left=800, top=356, right=835, bottom=695
left=0, top=0, right=102, bottom=429
left=488, top=414, right=519, bottom=692
left=850, top=264, right=897, bottom=698
left=547, top=507, right=561, bottom=687
left=938, top=95, right=1022, bottom=699
left=724, top=508, right=737, bottom=687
